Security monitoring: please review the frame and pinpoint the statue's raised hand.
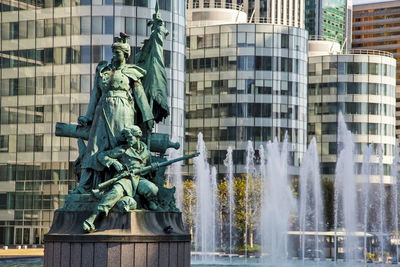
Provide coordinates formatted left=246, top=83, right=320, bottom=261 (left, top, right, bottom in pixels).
left=78, top=116, right=90, bottom=126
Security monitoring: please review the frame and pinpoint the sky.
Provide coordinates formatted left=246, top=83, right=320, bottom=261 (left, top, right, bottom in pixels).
left=353, top=0, right=395, bottom=4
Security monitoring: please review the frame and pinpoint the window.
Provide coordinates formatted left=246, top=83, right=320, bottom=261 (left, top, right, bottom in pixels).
left=0, top=136, right=8, bottom=152
left=281, top=34, right=289, bottom=48
left=237, top=56, right=254, bottom=71
left=92, top=17, right=102, bottom=34
left=125, top=18, right=136, bottom=36
left=80, top=46, right=91, bottom=63
left=103, top=17, right=114, bottom=35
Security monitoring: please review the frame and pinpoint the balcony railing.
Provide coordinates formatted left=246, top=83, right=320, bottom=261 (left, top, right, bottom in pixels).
left=250, top=17, right=301, bottom=26
left=187, top=2, right=242, bottom=11
left=309, top=35, right=338, bottom=43
left=346, top=49, right=394, bottom=58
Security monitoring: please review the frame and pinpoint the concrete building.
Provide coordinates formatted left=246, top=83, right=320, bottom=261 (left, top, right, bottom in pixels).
left=305, top=0, right=353, bottom=48
left=308, top=39, right=397, bottom=182
left=185, top=5, right=308, bottom=175
left=186, top=0, right=305, bottom=28
left=352, top=0, right=400, bottom=140
left=0, top=1, right=185, bottom=245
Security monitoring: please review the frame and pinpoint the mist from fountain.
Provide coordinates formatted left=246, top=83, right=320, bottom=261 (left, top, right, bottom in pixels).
left=334, top=113, right=358, bottom=261
left=245, top=141, right=256, bottom=260
left=223, top=147, right=235, bottom=256
left=167, top=146, right=184, bottom=211
left=191, top=124, right=399, bottom=265
left=298, top=137, right=323, bottom=260
left=193, top=132, right=218, bottom=262
left=261, top=137, right=296, bottom=262
left=378, top=144, right=387, bottom=262
left=391, top=142, right=399, bottom=262
left=360, top=144, right=373, bottom=263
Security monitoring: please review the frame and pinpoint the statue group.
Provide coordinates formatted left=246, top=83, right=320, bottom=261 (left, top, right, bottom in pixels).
left=55, top=5, right=197, bottom=233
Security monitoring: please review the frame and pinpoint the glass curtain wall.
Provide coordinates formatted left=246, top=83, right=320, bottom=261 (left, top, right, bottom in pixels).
left=185, top=23, right=308, bottom=175
left=0, top=0, right=185, bottom=245
left=308, top=54, right=396, bottom=181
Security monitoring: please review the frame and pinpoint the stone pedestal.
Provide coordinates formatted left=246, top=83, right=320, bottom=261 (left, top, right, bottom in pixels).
left=44, top=210, right=190, bottom=267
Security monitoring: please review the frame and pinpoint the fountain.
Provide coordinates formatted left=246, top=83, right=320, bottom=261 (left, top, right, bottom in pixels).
left=391, top=143, right=399, bottom=262
left=167, top=144, right=184, bottom=211
left=298, top=137, right=324, bottom=260
left=191, top=113, right=399, bottom=266
left=193, top=133, right=218, bottom=263
left=245, top=141, right=256, bottom=260
left=261, top=137, right=297, bottom=262
left=360, top=144, right=374, bottom=263
left=334, top=113, right=358, bottom=261
left=223, top=147, right=235, bottom=256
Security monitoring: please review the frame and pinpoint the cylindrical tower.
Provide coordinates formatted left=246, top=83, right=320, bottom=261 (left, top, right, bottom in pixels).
left=0, top=1, right=185, bottom=245
left=308, top=40, right=397, bottom=183
left=185, top=5, right=308, bottom=176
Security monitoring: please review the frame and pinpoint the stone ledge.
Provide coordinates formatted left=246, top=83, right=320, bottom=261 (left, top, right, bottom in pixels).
left=44, top=234, right=190, bottom=243
left=44, top=210, right=190, bottom=243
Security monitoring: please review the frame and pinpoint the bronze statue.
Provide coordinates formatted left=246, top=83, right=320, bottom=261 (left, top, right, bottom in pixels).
left=54, top=3, right=199, bottom=233
left=83, top=125, right=159, bottom=232
left=73, top=34, right=154, bottom=194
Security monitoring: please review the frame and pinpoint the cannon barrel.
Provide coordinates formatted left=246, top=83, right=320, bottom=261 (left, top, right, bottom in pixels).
left=55, top=122, right=180, bottom=153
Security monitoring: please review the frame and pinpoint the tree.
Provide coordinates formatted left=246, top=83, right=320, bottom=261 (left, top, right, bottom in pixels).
left=183, top=179, right=196, bottom=236
left=218, top=180, right=228, bottom=250
left=234, top=175, right=261, bottom=248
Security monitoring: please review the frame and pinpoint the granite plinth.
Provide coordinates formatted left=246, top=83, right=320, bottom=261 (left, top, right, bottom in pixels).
left=44, top=210, right=190, bottom=267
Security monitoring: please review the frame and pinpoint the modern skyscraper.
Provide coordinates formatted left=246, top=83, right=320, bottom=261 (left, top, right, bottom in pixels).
left=305, top=0, right=352, bottom=48
left=308, top=40, right=397, bottom=181
left=0, top=1, right=185, bottom=246
left=185, top=5, right=308, bottom=176
left=352, top=0, right=400, bottom=140
left=186, top=0, right=305, bottom=28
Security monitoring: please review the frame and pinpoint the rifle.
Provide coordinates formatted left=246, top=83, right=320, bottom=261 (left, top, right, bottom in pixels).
left=97, top=152, right=200, bottom=190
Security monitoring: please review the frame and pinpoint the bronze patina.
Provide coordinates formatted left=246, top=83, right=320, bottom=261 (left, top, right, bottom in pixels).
left=55, top=3, right=197, bottom=232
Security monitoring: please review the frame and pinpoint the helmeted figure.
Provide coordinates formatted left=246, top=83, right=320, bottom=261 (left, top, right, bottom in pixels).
left=83, top=125, right=159, bottom=232
left=74, top=34, right=154, bottom=193
left=51, top=3, right=200, bottom=234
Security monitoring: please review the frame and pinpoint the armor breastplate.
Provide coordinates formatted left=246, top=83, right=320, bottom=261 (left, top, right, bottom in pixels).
left=100, top=69, right=130, bottom=93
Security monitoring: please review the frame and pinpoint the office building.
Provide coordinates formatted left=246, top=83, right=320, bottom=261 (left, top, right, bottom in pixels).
left=352, top=0, right=400, bottom=140
left=308, top=40, right=397, bottom=182
left=185, top=5, right=308, bottom=175
left=305, top=0, right=352, bottom=48
left=0, top=0, right=185, bottom=245
left=186, top=0, right=305, bottom=28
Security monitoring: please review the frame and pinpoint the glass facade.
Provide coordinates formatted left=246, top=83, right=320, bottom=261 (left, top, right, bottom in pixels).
left=186, top=0, right=305, bottom=28
left=0, top=0, right=185, bottom=245
left=185, top=23, right=308, bottom=175
left=352, top=2, right=400, bottom=141
left=308, top=53, right=397, bottom=182
left=306, top=0, right=350, bottom=46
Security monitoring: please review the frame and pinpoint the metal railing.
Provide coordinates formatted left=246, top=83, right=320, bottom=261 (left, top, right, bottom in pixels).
left=346, top=49, right=394, bottom=58
left=187, top=2, right=242, bottom=11
left=309, top=35, right=338, bottom=43
left=249, top=17, right=301, bottom=27
left=308, top=35, right=394, bottom=58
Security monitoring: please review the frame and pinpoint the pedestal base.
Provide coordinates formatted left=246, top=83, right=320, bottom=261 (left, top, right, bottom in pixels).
left=44, top=210, right=190, bottom=267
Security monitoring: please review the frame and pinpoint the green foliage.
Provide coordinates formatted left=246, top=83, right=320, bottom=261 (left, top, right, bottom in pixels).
left=233, top=174, right=262, bottom=248
left=183, top=179, right=196, bottom=234
left=237, top=244, right=262, bottom=253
